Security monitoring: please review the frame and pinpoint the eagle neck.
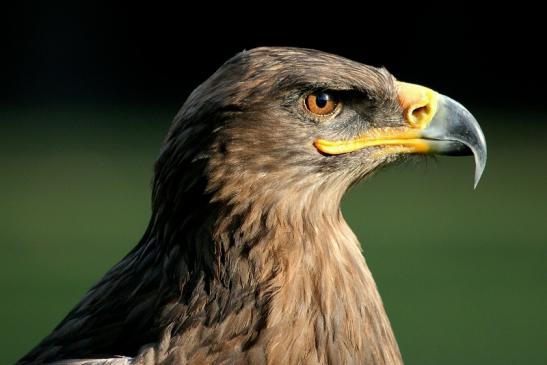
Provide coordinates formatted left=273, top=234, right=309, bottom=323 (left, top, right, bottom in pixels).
left=211, top=183, right=403, bottom=364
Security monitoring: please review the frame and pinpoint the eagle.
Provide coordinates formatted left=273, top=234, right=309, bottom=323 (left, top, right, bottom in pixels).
left=17, top=47, right=486, bottom=365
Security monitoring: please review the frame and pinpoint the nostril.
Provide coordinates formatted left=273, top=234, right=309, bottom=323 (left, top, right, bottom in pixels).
left=397, top=82, right=439, bottom=127
left=408, top=103, right=432, bottom=125
left=413, top=104, right=430, bottom=119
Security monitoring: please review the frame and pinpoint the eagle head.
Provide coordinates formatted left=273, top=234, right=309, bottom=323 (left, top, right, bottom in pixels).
left=155, top=47, right=486, bottom=222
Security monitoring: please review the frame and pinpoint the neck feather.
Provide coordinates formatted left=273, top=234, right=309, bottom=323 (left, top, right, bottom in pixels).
left=147, top=131, right=402, bottom=363
left=204, top=182, right=403, bottom=364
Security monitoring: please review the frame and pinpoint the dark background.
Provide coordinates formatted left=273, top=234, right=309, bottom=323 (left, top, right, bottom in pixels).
left=2, top=4, right=544, bottom=108
left=1, top=4, right=545, bottom=365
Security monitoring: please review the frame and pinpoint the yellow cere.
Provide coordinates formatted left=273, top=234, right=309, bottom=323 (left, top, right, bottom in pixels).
left=396, top=81, right=439, bottom=129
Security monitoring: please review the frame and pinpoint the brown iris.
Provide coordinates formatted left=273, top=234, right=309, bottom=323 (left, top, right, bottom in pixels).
left=305, top=92, right=339, bottom=115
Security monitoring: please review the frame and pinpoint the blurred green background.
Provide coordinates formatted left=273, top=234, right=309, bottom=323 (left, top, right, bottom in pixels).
left=2, top=5, right=545, bottom=364
left=0, top=106, right=545, bottom=364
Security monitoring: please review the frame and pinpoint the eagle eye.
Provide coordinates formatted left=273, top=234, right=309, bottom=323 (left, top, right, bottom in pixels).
left=305, top=91, right=339, bottom=116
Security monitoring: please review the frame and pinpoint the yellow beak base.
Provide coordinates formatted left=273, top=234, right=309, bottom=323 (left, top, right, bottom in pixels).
left=314, top=129, right=431, bottom=155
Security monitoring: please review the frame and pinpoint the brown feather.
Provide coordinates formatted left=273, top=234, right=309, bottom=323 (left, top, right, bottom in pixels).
left=18, top=47, right=403, bottom=365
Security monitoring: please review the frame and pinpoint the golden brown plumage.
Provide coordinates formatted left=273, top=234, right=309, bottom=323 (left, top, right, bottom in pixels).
left=17, top=47, right=485, bottom=365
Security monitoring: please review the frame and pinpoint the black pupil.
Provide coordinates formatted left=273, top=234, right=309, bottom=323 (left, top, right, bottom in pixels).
left=316, top=93, right=329, bottom=108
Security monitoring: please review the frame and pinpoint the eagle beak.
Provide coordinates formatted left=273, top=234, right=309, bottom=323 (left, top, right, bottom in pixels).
left=419, top=92, right=487, bottom=188
left=314, top=82, right=487, bottom=187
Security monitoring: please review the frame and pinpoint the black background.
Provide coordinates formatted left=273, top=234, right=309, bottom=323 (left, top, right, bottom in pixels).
left=2, top=3, right=543, bottom=109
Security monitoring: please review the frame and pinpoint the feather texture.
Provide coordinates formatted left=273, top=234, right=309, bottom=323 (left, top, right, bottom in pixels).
left=18, top=47, right=403, bottom=365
